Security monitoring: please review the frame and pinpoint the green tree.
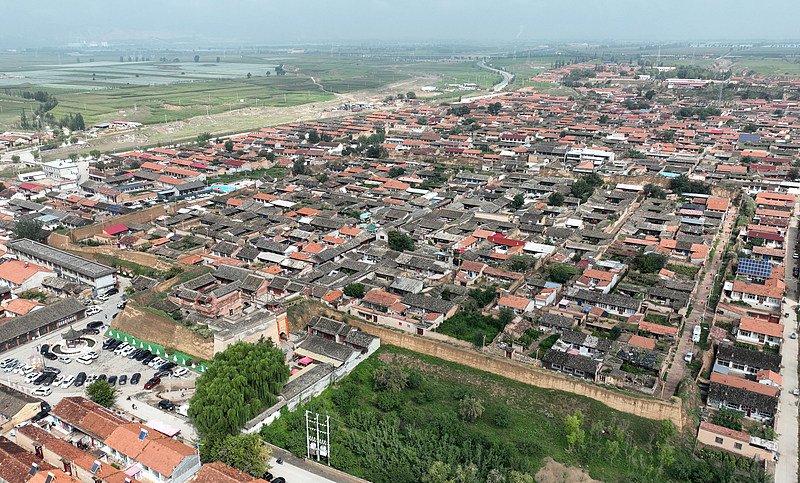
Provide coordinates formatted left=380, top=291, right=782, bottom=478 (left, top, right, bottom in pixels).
left=510, top=194, right=525, bottom=210
left=789, top=168, right=799, bottom=181
left=12, top=219, right=43, bottom=241
left=308, top=130, right=320, bottom=144
left=165, top=266, right=185, bottom=279
left=458, top=395, right=484, bottom=422
left=441, top=287, right=451, bottom=301
left=387, top=231, right=415, bottom=252
left=570, top=179, right=593, bottom=202
left=633, top=253, right=666, bottom=273
left=224, top=140, right=234, bottom=152
left=205, top=433, right=271, bottom=477
left=373, top=364, right=408, bottom=393
left=95, top=160, right=105, bottom=170
left=564, top=410, right=585, bottom=452
left=388, top=167, right=405, bottom=178
left=406, top=91, right=417, bottom=99
left=487, top=102, right=502, bottom=115
left=547, top=192, right=564, bottom=206
left=343, top=283, right=366, bottom=299
left=292, top=157, right=308, bottom=176
left=86, top=380, right=117, bottom=407
left=607, top=439, right=620, bottom=465
left=643, top=183, right=666, bottom=199
left=549, top=264, right=574, bottom=283
left=89, top=149, right=102, bottom=159
left=315, top=173, right=329, bottom=183
left=196, top=132, right=212, bottom=145
left=189, top=340, right=289, bottom=439
left=498, top=308, right=514, bottom=326
left=609, top=324, right=622, bottom=340
left=10, top=155, right=20, bottom=163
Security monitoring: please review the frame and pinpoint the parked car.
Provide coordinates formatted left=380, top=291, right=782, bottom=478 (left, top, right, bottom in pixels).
left=685, top=352, right=693, bottom=363
left=172, top=367, right=189, bottom=378
left=74, top=372, right=87, bottom=386
left=135, top=350, right=151, bottom=361
left=40, top=345, right=49, bottom=355
left=119, top=374, right=127, bottom=385
left=262, top=472, right=273, bottom=482
left=97, top=374, right=107, bottom=381
left=76, top=355, right=94, bottom=365
left=61, top=375, right=76, bottom=387
left=32, top=387, right=52, bottom=397
left=87, top=321, right=104, bottom=329
left=107, top=288, right=119, bottom=296
left=158, top=400, right=175, bottom=411
left=130, top=373, right=141, bottom=385
left=154, top=370, right=172, bottom=379
left=82, top=328, right=100, bottom=335
left=0, top=358, right=17, bottom=368
left=107, top=375, right=117, bottom=386
left=272, top=478, right=286, bottom=483
left=43, top=352, right=57, bottom=361
left=58, top=356, right=71, bottom=364
left=144, top=377, right=161, bottom=389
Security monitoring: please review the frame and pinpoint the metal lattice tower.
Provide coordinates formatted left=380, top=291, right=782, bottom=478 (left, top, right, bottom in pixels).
left=305, top=411, right=330, bottom=462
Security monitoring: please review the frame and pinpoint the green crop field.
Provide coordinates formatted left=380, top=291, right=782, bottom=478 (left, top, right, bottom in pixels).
left=730, top=57, right=800, bottom=76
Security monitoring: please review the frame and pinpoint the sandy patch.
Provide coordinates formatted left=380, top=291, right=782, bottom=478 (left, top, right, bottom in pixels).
left=534, top=457, right=603, bottom=483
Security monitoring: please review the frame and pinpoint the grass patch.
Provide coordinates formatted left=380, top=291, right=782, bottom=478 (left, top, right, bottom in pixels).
left=260, top=345, right=670, bottom=483
left=666, top=263, right=699, bottom=278
left=644, top=313, right=669, bottom=326
left=436, top=311, right=507, bottom=346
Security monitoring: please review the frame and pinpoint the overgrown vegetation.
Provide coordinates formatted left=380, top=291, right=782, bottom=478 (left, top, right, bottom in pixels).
left=259, top=346, right=753, bottom=483
left=436, top=312, right=507, bottom=347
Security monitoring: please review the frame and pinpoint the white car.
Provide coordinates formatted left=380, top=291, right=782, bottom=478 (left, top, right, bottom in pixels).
left=76, top=355, right=93, bottom=365
left=86, top=306, right=102, bottom=316
left=61, top=375, right=75, bottom=388
left=172, top=367, right=189, bottom=378
left=32, top=387, right=52, bottom=397
left=24, top=373, right=38, bottom=384
left=0, top=358, right=17, bottom=368
left=87, top=351, right=99, bottom=360
left=53, top=375, right=65, bottom=386
left=685, top=352, right=694, bottom=363
left=58, top=356, right=72, bottom=364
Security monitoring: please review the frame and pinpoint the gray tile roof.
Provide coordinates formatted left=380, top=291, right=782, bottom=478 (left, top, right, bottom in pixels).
left=7, top=239, right=116, bottom=279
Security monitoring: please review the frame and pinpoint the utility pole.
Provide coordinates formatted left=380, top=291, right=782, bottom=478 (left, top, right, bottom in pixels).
left=305, top=411, right=330, bottom=462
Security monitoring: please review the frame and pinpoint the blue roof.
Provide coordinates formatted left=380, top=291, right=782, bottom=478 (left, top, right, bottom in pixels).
left=738, top=133, right=761, bottom=143
left=107, top=205, right=123, bottom=212
left=35, top=215, right=60, bottom=222
left=660, top=172, right=681, bottom=178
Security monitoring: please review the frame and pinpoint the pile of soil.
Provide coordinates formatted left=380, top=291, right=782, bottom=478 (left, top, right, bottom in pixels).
left=534, top=457, right=603, bottom=483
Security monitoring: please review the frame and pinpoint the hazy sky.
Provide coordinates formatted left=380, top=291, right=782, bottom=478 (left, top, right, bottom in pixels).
left=4, top=0, right=800, bottom=46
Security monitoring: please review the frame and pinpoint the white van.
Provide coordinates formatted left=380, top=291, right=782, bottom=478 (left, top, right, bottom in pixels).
left=692, top=325, right=701, bottom=343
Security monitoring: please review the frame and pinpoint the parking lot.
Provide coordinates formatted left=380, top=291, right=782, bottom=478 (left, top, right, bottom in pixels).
left=1, top=280, right=200, bottom=440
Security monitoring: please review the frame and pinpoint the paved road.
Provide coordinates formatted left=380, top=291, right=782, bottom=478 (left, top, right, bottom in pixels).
left=661, top=206, right=737, bottom=399
left=478, top=61, right=514, bottom=92
left=775, top=198, right=799, bottom=482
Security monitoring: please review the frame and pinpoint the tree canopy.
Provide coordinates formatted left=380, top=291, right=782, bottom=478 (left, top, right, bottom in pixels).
left=510, top=194, right=525, bottom=210
left=86, top=380, right=117, bottom=407
left=344, top=283, right=366, bottom=299
left=668, top=175, right=710, bottom=195
left=548, top=192, right=565, bottom=206
left=387, top=231, right=415, bottom=252
left=643, top=183, right=667, bottom=199
left=12, top=219, right=44, bottom=241
left=633, top=253, right=667, bottom=274
left=189, top=340, right=289, bottom=440
left=204, top=433, right=272, bottom=477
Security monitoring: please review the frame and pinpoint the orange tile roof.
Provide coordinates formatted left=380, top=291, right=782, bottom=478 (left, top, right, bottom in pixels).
left=739, top=316, right=784, bottom=338
left=4, top=298, right=44, bottom=316
left=0, top=260, right=52, bottom=285
left=710, top=372, right=779, bottom=397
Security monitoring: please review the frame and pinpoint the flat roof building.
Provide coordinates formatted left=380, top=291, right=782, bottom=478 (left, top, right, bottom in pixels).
left=6, top=239, right=117, bottom=291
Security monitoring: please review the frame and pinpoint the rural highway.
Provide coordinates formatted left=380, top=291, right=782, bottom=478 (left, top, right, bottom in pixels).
left=478, top=60, right=514, bottom=92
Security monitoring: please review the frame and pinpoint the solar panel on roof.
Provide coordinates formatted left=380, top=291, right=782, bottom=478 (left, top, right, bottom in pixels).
left=738, top=258, right=772, bottom=278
